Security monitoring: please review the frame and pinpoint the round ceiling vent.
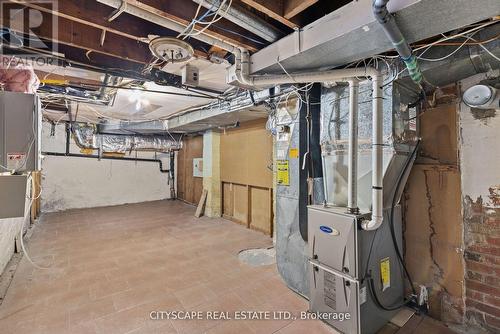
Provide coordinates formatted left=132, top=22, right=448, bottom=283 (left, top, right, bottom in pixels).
left=149, top=37, right=194, bottom=63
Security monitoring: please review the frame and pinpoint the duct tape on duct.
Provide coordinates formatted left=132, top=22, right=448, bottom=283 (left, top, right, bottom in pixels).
left=100, top=135, right=129, bottom=153
left=73, top=123, right=96, bottom=149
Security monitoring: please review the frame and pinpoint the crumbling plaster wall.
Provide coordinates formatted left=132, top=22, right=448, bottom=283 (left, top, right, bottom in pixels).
left=404, top=72, right=500, bottom=332
left=404, top=85, right=465, bottom=324
left=459, top=73, right=500, bottom=333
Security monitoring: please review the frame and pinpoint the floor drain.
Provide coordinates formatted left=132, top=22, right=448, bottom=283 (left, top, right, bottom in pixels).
left=238, top=248, right=276, bottom=266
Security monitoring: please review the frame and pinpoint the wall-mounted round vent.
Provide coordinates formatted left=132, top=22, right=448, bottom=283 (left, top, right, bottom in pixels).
left=463, top=84, right=499, bottom=109
left=149, top=37, right=194, bottom=63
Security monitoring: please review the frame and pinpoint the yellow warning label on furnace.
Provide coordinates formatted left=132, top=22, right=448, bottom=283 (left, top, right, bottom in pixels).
left=380, top=257, right=391, bottom=291
left=289, top=148, right=299, bottom=159
left=277, top=160, right=290, bottom=186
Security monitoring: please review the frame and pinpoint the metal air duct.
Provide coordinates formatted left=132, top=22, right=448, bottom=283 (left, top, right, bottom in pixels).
left=72, top=123, right=182, bottom=153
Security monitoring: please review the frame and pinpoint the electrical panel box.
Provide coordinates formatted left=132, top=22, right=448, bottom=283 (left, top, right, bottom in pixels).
left=193, top=158, right=203, bottom=177
left=182, top=64, right=199, bottom=87
left=0, top=91, right=41, bottom=172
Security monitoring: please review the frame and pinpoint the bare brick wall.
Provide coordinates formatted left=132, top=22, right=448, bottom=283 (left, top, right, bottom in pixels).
left=463, top=197, right=500, bottom=332
left=460, top=73, right=500, bottom=332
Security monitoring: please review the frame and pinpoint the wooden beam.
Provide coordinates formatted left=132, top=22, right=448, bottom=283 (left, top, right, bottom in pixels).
left=57, top=44, right=150, bottom=77
left=3, top=4, right=151, bottom=64
left=10, top=0, right=208, bottom=59
left=208, top=45, right=228, bottom=58
left=240, top=0, right=298, bottom=29
left=121, top=0, right=258, bottom=52
left=284, top=0, right=318, bottom=19
left=35, top=70, right=103, bottom=86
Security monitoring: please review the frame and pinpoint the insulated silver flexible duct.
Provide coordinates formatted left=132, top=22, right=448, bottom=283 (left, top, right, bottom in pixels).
left=72, top=124, right=182, bottom=153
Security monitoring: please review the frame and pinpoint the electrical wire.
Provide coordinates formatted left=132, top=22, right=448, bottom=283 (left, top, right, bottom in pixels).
left=389, top=140, right=421, bottom=296
left=365, top=140, right=421, bottom=311
left=19, top=174, right=49, bottom=270
left=474, top=38, right=500, bottom=62
left=178, top=0, right=232, bottom=40
left=211, top=24, right=266, bottom=45
left=412, top=20, right=498, bottom=54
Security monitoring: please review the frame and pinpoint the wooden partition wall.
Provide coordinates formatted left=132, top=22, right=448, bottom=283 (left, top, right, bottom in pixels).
left=177, top=136, right=203, bottom=205
left=220, top=120, right=274, bottom=236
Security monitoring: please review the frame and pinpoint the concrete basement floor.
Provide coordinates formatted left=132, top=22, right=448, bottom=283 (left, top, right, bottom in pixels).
left=0, top=200, right=337, bottom=334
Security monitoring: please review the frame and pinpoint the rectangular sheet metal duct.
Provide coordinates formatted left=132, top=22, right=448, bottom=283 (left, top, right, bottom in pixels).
left=250, top=0, right=499, bottom=74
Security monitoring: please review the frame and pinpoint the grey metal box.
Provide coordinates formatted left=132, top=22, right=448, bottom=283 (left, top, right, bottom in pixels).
left=0, top=174, right=28, bottom=219
left=0, top=91, right=41, bottom=172
left=310, top=263, right=361, bottom=334
left=308, top=205, right=405, bottom=334
left=309, top=206, right=369, bottom=279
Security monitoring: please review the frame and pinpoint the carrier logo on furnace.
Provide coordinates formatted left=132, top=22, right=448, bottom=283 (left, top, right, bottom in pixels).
left=319, top=226, right=340, bottom=236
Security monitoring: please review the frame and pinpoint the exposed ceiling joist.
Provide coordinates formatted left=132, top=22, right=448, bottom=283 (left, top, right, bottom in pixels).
left=284, top=0, right=318, bottom=19
left=239, top=0, right=299, bottom=29
left=57, top=44, right=154, bottom=78
left=192, top=0, right=283, bottom=42
left=97, top=0, right=258, bottom=52
left=35, top=70, right=103, bottom=86
left=2, top=10, right=151, bottom=64
left=10, top=0, right=209, bottom=59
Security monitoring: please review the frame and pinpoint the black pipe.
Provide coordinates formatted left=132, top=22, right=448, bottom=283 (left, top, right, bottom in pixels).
left=169, top=151, right=176, bottom=199
left=65, top=123, right=71, bottom=155
left=57, top=120, right=172, bottom=172
left=43, top=151, right=170, bottom=173
left=62, top=83, right=218, bottom=100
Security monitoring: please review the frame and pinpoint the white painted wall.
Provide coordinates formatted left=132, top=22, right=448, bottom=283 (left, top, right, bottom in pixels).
left=0, top=216, right=23, bottom=274
left=459, top=72, right=500, bottom=206
left=0, top=183, right=30, bottom=275
left=40, top=123, right=172, bottom=212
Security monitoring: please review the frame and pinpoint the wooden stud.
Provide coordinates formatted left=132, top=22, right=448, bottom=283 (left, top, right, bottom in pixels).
left=195, top=189, right=208, bottom=218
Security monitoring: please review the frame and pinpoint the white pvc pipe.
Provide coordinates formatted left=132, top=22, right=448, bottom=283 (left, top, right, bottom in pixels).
left=236, top=53, right=384, bottom=230
left=96, top=0, right=239, bottom=53
left=347, top=80, right=359, bottom=213
left=361, top=76, right=384, bottom=230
